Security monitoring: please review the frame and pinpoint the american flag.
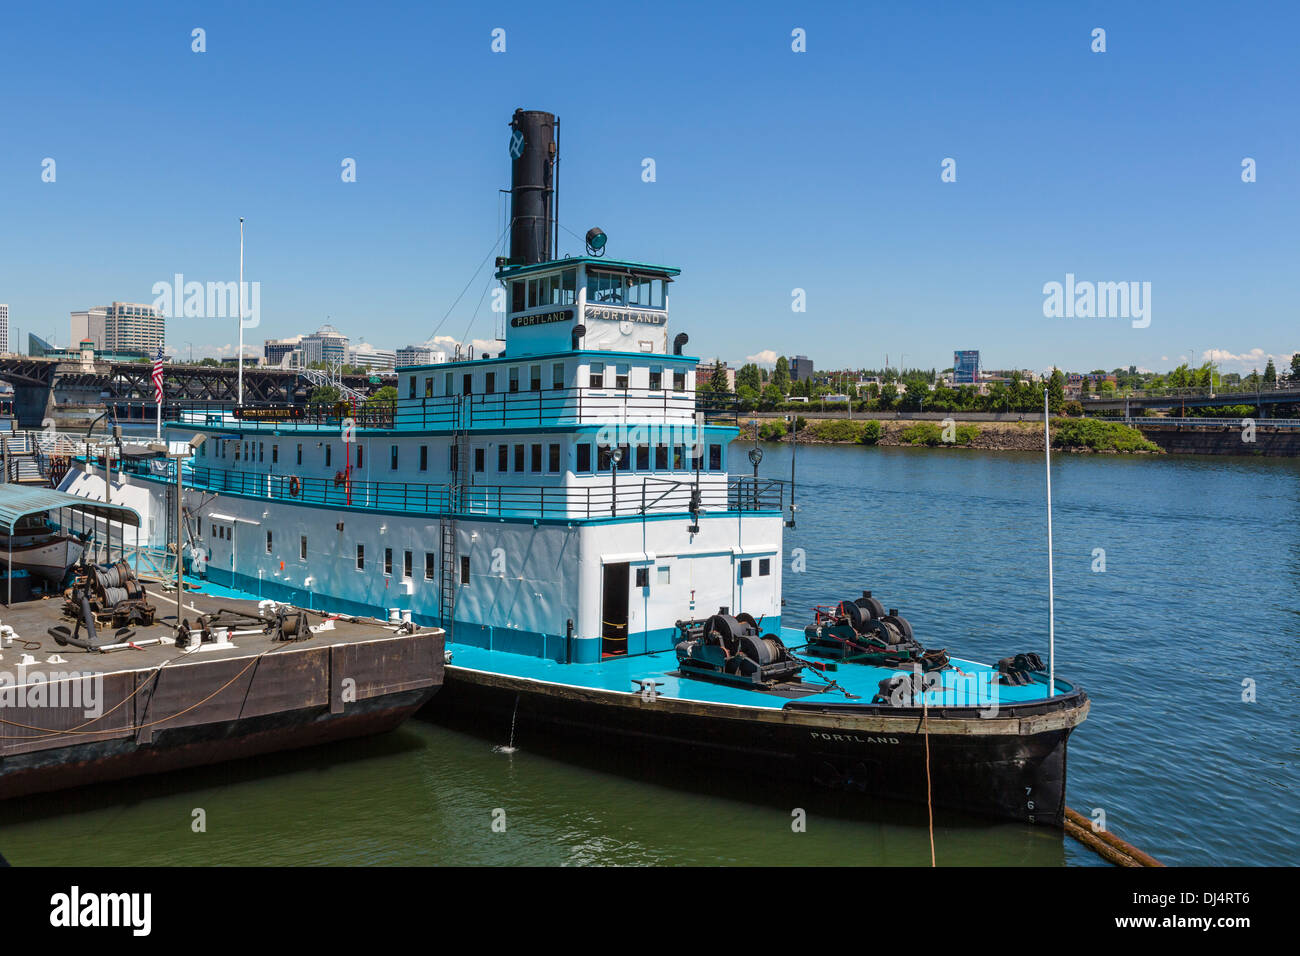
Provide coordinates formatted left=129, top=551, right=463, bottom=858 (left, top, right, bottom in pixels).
left=152, top=347, right=165, bottom=403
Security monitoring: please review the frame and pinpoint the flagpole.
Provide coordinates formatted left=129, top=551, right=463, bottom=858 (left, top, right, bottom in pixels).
left=1044, top=387, right=1055, bottom=697
left=238, top=217, right=245, bottom=407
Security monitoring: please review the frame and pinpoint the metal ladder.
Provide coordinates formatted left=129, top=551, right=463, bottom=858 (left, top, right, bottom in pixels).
left=437, top=397, right=469, bottom=637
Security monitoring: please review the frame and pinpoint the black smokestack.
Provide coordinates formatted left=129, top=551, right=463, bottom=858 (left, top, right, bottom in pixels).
left=508, top=108, right=556, bottom=265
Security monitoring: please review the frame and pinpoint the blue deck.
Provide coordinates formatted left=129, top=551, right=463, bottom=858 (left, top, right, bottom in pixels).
left=184, top=576, right=1069, bottom=710
left=447, top=626, right=1072, bottom=710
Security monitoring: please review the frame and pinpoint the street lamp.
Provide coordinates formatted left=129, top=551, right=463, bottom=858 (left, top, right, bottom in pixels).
left=149, top=433, right=208, bottom=633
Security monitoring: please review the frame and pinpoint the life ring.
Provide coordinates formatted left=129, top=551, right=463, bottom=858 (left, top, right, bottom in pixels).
left=289, top=475, right=301, bottom=497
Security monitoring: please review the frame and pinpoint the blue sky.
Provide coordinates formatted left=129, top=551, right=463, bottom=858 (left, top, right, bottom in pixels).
left=2, top=0, right=1296, bottom=375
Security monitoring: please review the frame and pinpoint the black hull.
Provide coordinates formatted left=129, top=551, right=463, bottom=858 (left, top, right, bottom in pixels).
left=428, top=668, right=1086, bottom=826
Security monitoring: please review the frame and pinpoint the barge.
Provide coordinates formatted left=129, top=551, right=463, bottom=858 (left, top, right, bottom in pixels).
left=62, top=107, right=1087, bottom=824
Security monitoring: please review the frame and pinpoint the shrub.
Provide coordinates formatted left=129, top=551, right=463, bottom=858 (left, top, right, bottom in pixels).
left=1050, top=417, right=1159, bottom=453
left=758, top=420, right=787, bottom=440
left=900, top=422, right=943, bottom=445
left=1062, top=401, right=1084, bottom=417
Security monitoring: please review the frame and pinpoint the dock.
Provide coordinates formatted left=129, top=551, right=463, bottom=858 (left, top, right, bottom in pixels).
left=0, top=585, right=443, bottom=799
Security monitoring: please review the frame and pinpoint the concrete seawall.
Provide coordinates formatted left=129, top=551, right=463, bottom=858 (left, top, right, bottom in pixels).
left=1133, top=422, right=1300, bottom=456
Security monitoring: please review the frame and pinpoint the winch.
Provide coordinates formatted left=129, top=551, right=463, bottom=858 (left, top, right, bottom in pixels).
left=674, top=611, right=805, bottom=689
left=804, top=590, right=949, bottom=671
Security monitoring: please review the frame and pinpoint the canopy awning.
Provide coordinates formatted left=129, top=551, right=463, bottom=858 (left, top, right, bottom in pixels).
left=0, top=484, right=142, bottom=530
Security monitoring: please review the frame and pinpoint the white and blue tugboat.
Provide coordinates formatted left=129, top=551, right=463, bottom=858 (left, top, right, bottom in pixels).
left=84, top=109, right=1088, bottom=825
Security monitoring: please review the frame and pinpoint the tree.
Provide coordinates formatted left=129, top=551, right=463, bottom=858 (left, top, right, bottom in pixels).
left=310, top=384, right=341, bottom=404
left=878, top=384, right=898, bottom=409
left=736, top=363, right=762, bottom=392
left=1047, top=368, right=1065, bottom=414
left=366, top=385, right=397, bottom=408
left=772, top=356, right=791, bottom=394
left=1264, top=359, right=1276, bottom=384
left=902, top=380, right=929, bottom=411
left=1291, top=352, right=1300, bottom=381
left=709, top=360, right=729, bottom=392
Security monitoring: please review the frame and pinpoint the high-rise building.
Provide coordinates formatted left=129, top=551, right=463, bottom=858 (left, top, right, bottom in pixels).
left=264, top=335, right=304, bottom=368
left=105, top=302, right=165, bottom=354
left=396, top=342, right=451, bottom=368
left=0, top=304, right=8, bottom=354
left=953, top=350, right=980, bottom=384
left=791, top=354, right=814, bottom=382
left=347, top=343, right=397, bottom=371
left=71, top=307, right=108, bottom=350
left=300, top=324, right=349, bottom=367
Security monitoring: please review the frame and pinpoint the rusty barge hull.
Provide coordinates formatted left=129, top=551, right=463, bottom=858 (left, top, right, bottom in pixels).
left=0, top=593, right=443, bottom=800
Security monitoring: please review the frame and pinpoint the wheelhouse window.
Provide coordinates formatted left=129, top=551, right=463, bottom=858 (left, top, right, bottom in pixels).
left=530, top=443, right=542, bottom=473
left=615, top=365, right=629, bottom=389
left=548, top=443, right=560, bottom=473
left=485, top=371, right=495, bottom=393
left=529, top=365, right=542, bottom=391
left=588, top=270, right=625, bottom=305
left=588, top=362, right=605, bottom=388
left=635, top=444, right=649, bottom=471
left=511, top=280, right=526, bottom=312
left=673, top=369, right=686, bottom=392
left=648, top=367, right=662, bottom=390
left=709, top=443, right=723, bottom=470
left=514, top=443, right=525, bottom=471
left=509, top=367, right=520, bottom=392
left=558, top=268, right=577, bottom=304
left=576, top=443, right=592, bottom=472
left=654, top=444, right=668, bottom=470
left=552, top=363, right=564, bottom=389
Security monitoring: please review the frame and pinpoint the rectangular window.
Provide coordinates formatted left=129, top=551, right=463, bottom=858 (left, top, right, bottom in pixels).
left=391, top=445, right=399, bottom=470
left=657, top=565, right=671, bottom=585
left=514, top=444, right=524, bottom=471
left=649, top=368, right=662, bottom=390
left=485, top=372, right=495, bottom=394
left=636, top=444, right=649, bottom=470
left=548, top=443, right=560, bottom=473
left=420, top=445, right=428, bottom=471
left=552, top=363, right=564, bottom=389
left=635, top=566, right=649, bottom=588
left=300, top=535, right=308, bottom=560
left=498, top=444, right=509, bottom=472
left=425, top=552, right=436, bottom=580
left=509, top=367, right=520, bottom=392
left=615, top=365, right=629, bottom=389
left=272, top=444, right=278, bottom=464
left=620, top=444, right=631, bottom=471
left=527, top=277, right=539, bottom=308
left=424, top=377, right=433, bottom=398
left=511, top=280, right=525, bottom=312
left=459, top=555, right=470, bottom=585
left=709, top=443, right=722, bottom=471
left=462, top=373, right=473, bottom=395
left=739, top=559, right=752, bottom=579
left=449, top=445, right=459, bottom=473
left=356, top=544, right=365, bottom=571
left=759, top=558, right=771, bottom=576
left=408, top=377, right=416, bottom=399
left=530, top=365, right=542, bottom=391
left=475, top=447, right=485, bottom=472
left=259, top=442, right=264, bottom=463
left=673, top=370, right=686, bottom=392
left=443, top=372, right=453, bottom=395
left=672, top=445, right=683, bottom=470
left=384, top=548, right=393, bottom=577
left=403, top=550, right=412, bottom=579
left=325, top=444, right=332, bottom=467
left=559, top=268, right=577, bottom=304
left=530, top=443, right=542, bottom=473
left=266, top=530, right=272, bottom=554
left=297, top=443, right=303, bottom=466
left=654, top=444, right=668, bottom=470
left=576, top=443, right=592, bottom=472
left=588, top=362, right=605, bottom=388
left=357, top=445, right=363, bottom=468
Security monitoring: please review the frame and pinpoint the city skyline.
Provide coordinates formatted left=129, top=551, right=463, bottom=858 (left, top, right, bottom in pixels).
left=2, top=2, right=1296, bottom=376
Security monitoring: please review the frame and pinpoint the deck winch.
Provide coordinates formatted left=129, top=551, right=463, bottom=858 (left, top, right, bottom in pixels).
left=804, top=591, right=949, bottom=671
left=674, top=611, right=805, bottom=689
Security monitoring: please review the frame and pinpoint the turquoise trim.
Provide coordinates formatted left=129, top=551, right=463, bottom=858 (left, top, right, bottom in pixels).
left=399, top=347, right=699, bottom=374
left=493, top=256, right=681, bottom=280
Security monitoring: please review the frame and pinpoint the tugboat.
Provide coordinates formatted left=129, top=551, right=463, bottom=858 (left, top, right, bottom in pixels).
left=88, top=108, right=1089, bottom=825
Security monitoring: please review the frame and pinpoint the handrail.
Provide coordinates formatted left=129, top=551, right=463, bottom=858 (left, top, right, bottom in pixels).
left=109, top=455, right=785, bottom=519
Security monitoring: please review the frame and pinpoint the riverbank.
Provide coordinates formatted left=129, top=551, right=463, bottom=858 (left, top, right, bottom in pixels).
left=738, top=417, right=1163, bottom=454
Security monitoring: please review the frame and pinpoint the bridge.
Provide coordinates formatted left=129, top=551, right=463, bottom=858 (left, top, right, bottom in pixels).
left=0, top=356, right=386, bottom=428
left=1083, top=380, right=1300, bottom=415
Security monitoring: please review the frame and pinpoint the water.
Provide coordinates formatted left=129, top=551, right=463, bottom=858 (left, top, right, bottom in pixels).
left=2, top=444, right=1295, bottom=865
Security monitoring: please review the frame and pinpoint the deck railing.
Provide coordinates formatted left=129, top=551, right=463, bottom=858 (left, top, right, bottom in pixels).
left=111, top=457, right=785, bottom=520
left=166, top=387, right=741, bottom=433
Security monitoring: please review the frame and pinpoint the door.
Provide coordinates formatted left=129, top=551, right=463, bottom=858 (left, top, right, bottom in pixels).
left=601, top=562, right=629, bottom=657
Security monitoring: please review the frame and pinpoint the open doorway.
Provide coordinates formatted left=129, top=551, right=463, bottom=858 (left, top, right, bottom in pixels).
left=601, top=562, right=629, bottom=657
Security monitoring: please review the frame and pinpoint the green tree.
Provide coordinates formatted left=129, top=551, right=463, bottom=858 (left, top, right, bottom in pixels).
left=736, top=363, right=762, bottom=392
left=708, top=359, right=729, bottom=392
left=1264, top=359, right=1276, bottom=384
left=366, top=385, right=398, bottom=407
left=1290, top=352, right=1300, bottom=381
left=772, top=356, right=791, bottom=394
left=310, top=384, right=342, bottom=404
left=1047, top=368, right=1065, bottom=414
left=760, top=382, right=784, bottom=408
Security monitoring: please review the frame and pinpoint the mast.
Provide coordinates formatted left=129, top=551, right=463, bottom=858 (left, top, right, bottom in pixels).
left=1044, top=387, right=1055, bottom=697
left=238, top=217, right=245, bottom=407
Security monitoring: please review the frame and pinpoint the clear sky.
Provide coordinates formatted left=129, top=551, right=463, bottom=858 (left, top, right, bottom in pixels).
left=2, top=0, right=1295, bottom=375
